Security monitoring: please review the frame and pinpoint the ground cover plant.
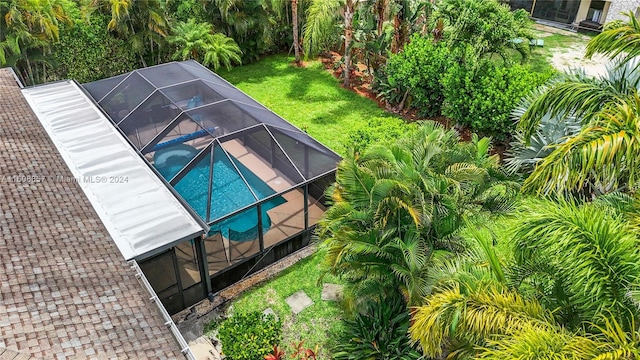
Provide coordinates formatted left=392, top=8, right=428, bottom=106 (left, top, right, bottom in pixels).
left=217, top=312, right=282, bottom=360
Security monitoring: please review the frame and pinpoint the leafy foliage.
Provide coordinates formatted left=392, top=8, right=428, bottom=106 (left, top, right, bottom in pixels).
left=511, top=199, right=640, bottom=329
left=207, top=0, right=273, bottom=62
left=516, top=60, right=640, bottom=195
left=318, top=121, right=518, bottom=306
left=434, top=0, right=533, bottom=61
left=333, top=291, right=422, bottom=360
left=218, top=312, right=282, bottom=360
left=0, top=0, right=74, bottom=84
left=50, top=14, right=137, bottom=82
left=381, top=35, right=450, bottom=116
left=586, top=11, right=640, bottom=68
left=409, top=282, right=556, bottom=359
left=168, top=20, right=242, bottom=71
left=442, top=59, right=551, bottom=137
left=505, top=88, right=582, bottom=174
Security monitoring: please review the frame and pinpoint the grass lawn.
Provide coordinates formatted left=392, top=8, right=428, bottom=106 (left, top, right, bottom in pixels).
left=527, top=30, right=592, bottom=73
left=216, top=250, right=346, bottom=359
left=219, top=54, right=412, bottom=156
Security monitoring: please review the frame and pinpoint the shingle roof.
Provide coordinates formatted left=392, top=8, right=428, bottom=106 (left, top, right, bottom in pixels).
left=0, top=68, right=183, bottom=359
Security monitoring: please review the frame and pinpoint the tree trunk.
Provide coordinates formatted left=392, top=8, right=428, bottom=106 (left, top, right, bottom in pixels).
left=343, top=0, right=354, bottom=88
left=292, top=0, right=301, bottom=65
left=391, top=14, right=401, bottom=53
left=376, top=0, right=386, bottom=36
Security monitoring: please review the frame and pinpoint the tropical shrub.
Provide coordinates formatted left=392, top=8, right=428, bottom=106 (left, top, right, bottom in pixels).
left=319, top=121, right=519, bottom=306
left=505, top=89, right=582, bottom=174
left=442, top=59, right=551, bottom=137
left=168, top=20, right=242, bottom=71
left=50, top=15, right=138, bottom=82
left=333, top=291, right=421, bottom=360
left=434, top=0, right=533, bottom=61
left=380, top=35, right=450, bottom=115
left=409, top=198, right=640, bottom=359
left=516, top=60, right=640, bottom=195
left=218, top=312, right=282, bottom=360
left=511, top=199, right=640, bottom=329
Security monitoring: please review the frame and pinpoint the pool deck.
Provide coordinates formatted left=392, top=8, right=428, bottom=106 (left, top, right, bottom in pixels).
left=174, top=138, right=326, bottom=278
left=0, top=69, right=184, bottom=359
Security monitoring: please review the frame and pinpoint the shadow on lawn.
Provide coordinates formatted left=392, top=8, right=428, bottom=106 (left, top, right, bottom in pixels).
left=222, top=54, right=375, bottom=105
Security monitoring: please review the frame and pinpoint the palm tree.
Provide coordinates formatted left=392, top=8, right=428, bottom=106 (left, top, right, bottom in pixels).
left=88, top=0, right=168, bottom=66
left=318, top=121, right=517, bottom=306
left=168, top=20, right=242, bottom=71
left=209, top=0, right=271, bottom=62
left=203, top=33, right=243, bottom=71
left=586, top=11, right=640, bottom=68
left=292, top=0, right=301, bottom=64
left=0, top=0, right=72, bottom=84
left=409, top=199, right=640, bottom=358
left=511, top=199, right=640, bottom=329
left=169, top=20, right=213, bottom=60
left=269, top=0, right=306, bottom=64
left=409, top=282, right=557, bottom=358
left=515, top=58, right=640, bottom=195
left=303, top=0, right=361, bottom=87
left=514, top=12, right=640, bottom=195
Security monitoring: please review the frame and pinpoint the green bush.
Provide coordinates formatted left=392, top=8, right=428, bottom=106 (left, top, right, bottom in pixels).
left=50, top=15, right=138, bottom=83
left=435, top=0, right=533, bottom=61
left=442, top=59, right=551, bottom=138
left=332, top=292, right=422, bottom=360
left=218, top=312, right=282, bottom=360
left=381, top=36, right=450, bottom=116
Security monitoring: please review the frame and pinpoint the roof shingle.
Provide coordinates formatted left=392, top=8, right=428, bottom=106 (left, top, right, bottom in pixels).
left=0, top=68, right=183, bottom=359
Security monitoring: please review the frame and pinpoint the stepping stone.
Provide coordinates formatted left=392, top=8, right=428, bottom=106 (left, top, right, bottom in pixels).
left=263, top=307, right=278, bottom=321
left=285, top=290, right=314, bottom=314
left=321, top=283, right=344, bottom=301
left=189, top=336, right=221, bottom=360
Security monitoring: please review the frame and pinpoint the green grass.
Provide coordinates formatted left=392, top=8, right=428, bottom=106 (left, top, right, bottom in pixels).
left=219, top=54, right=412, bottom=156
left=526, top=32, right=590, bottom=73
left=221, top=250, right=346, bottom=359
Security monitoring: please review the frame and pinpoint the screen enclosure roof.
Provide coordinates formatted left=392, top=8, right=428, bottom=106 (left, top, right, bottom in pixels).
left=21, top=81, right=208, bottom=260
left=83, top=60, right=341, bottom=226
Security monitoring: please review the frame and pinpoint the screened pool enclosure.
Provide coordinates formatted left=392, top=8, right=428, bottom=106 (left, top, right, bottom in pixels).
left=83, top=61, right=340, bottom=314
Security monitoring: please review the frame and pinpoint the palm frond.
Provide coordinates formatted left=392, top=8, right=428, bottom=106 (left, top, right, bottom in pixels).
left=512, top=199, right=640, bottom=326
left=586, top=11, right=640, bottom=68
left=522, top=94, right=640, bottom=194
left=409, top=284, right=555, bottom=358
left=303, top=0, right=342, bottom=57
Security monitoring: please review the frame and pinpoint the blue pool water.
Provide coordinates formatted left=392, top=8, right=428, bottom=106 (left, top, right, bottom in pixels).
left=154, top=144, right=285, bottom=237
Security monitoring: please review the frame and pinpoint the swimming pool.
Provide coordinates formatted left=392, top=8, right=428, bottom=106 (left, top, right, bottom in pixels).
left=154, top=144, right=285, bottom=237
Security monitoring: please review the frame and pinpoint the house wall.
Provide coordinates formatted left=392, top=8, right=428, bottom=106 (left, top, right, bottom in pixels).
left=574, top=0, right=610, bottom=27
left=605, top=0, right=640, bottom=22
left=575, top=0, right=593, bottom=23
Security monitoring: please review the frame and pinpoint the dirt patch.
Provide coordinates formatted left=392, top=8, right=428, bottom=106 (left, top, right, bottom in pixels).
left=549, top=42, right=608, bottom=77
left=534, top=24, right=608, bottom=77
